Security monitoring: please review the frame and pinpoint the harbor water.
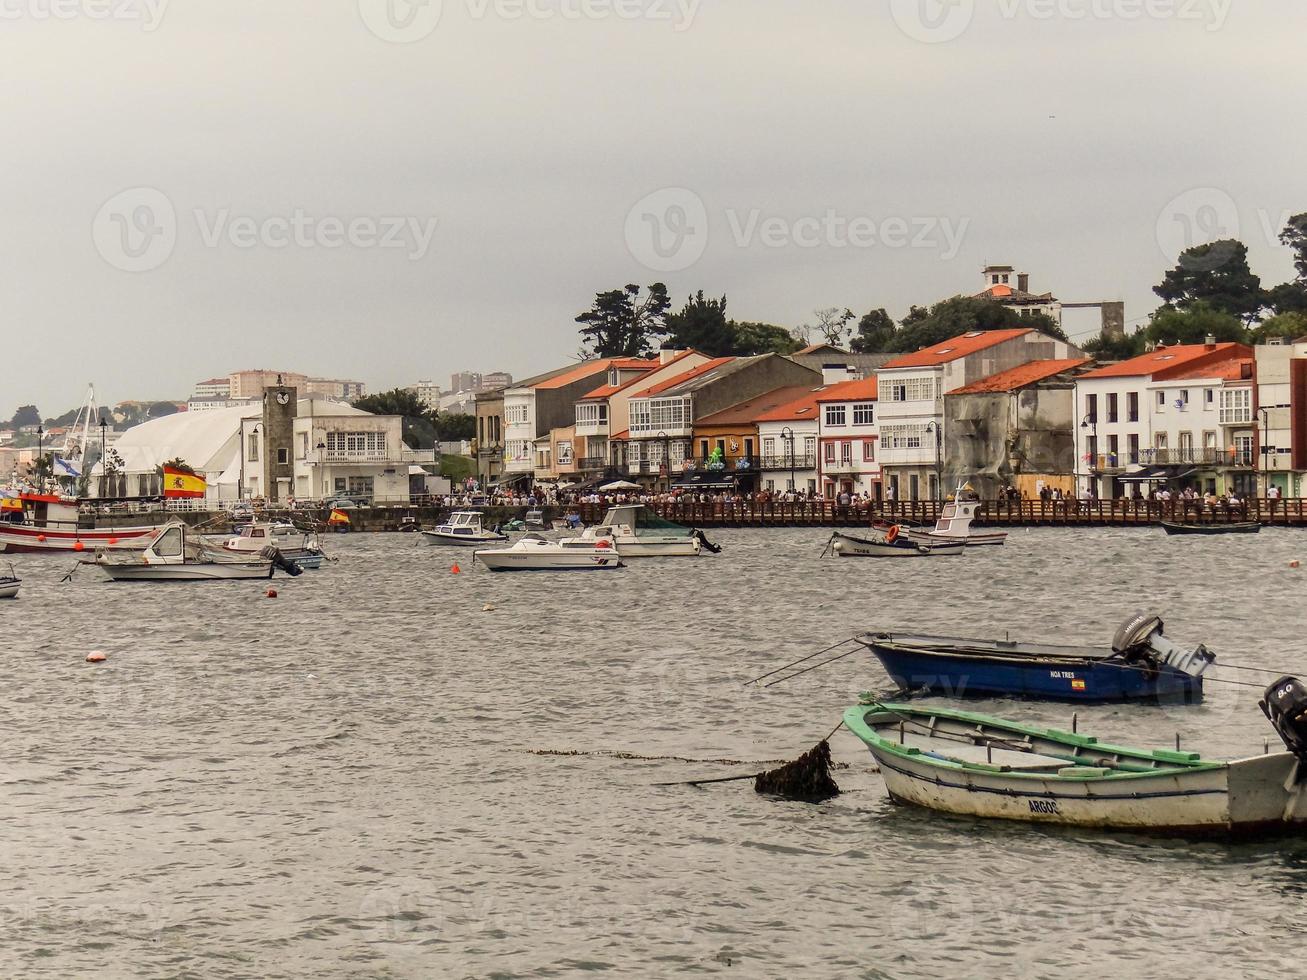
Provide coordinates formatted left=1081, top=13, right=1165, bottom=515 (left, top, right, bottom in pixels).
left=4, top=527, right=1307, bottom=978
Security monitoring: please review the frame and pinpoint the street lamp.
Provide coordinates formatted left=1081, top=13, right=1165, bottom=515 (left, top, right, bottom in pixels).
left=239, top=422, right=262, bottom=503
left=1080, top=413, right=1098, bottom=497
left=1258, top=406, right=1271, bottom=498
left=781, top=426, right=796, bottom=492
left=98, top=413, right=108, bottom=499
left=657, top=430, right=668, bottom=490
left=924, top=420, right=942, bottom=503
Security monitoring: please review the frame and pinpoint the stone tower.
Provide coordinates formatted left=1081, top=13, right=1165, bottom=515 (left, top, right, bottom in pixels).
left=262, top=376, right=297, bottom=502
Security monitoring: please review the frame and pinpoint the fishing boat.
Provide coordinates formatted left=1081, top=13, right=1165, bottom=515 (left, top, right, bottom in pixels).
left=857, top=614, right=1213, bottom=702
left=216, top=522, right=328, bottom=570
left=94, top=521, right=301, bottom=581
left=0, top=563, right=20, bottom=599
left=901, top=487, right=1007, bottom=548
left=421, top=511, right=509, bottom=547
left=575, top=504, right=718, bottom=557
left=473, top=534, right=624, bottom=572
left=1161, top=521, right=1261, bottom=536
left=842, top=675, right=1307, bottom=838
left=827, top=524, right=964, bottom=558
left=0, top=493, right=160, bottom=554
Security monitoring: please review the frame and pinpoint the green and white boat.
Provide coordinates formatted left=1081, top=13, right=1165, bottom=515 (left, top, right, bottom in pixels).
left=843, top=681, right=1307, bottom=838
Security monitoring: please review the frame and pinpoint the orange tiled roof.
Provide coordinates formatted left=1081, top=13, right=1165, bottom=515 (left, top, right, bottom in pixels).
left=1077, top=343, right=1250, bottom=380
left=579, top=350, right=708, bottom=400
left=882, top=329, right=1033, bottom=368
left=639, top=357, right=735, bottom=397
left=532, top=359, right=624, bottom=391
left=694, top=386, right=818, bottom=427
left=1156, top=357, right=1254, bottom=383
left=816, top=378, right=879, bottom=403
left=754, top=387, right=827, bottom=422
left=948, top=358, right=1090, bottom=395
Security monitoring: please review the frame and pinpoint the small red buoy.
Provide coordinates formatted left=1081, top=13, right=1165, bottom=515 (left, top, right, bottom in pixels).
left=108, top=537, right=119, bottom=545
left=451, top=563, right=461, bottom=575
left=74, top=541, right=85, bottom=552
left=266, top=588, right=278, bottom=598
left=37, top=534, right=46, bottom=543
left=86, top=651, right=107, bottom=664
left=1291, top=560, right=1301, bottom=570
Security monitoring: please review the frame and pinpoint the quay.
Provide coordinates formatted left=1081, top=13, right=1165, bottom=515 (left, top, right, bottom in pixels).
left=77, top=498, right=1307, bottom=533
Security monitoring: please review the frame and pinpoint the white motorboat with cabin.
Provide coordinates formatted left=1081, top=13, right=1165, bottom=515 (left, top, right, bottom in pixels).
left=421, top=511, right=510, bottom=547
left=577, top=504, right=718, bottom=557
left=216, top=522, right=328, bottom=570
left=473, top=534, right=624, bottom=572
left=0, top=563, right=20, bottom=599
left=0, top=492, right=161, bottom=554
left=901, top=486, right=1007, bottom=548
left=94, top=521, right=301, bottom=581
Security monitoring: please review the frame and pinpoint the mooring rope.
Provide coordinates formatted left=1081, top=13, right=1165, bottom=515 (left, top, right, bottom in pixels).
left=742, top=636, right=858, bottom=687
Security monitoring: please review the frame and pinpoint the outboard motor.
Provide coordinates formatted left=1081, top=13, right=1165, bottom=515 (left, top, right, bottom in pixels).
left=259, top=545, right=304, bottom=577
left=1111, top=612, right=1215, bottom=679
left=1261, top=676, right=1307, bottom=764
left=693, top=529, right=722, bottom=554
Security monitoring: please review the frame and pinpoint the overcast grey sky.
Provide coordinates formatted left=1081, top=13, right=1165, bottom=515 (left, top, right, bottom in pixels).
left=2, top=0, right=1304, bottom=417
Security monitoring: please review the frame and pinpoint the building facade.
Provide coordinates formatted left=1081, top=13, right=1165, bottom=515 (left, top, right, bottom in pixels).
left=816, top=379, right=880, bottom=499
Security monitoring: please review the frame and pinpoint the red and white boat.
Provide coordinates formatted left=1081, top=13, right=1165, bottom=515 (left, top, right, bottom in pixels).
left=901, top=487, right=1008, bottom=548
left=0, top=493, right=161, bottom=554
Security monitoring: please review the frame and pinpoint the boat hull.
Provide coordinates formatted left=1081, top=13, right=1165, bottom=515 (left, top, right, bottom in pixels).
left=607, top=537, right=701, bottom=557
left=864, top=639, right=1203, bottom=702
left=97, top=561, right=274, bottom=581
left=902, top=528, right=1008, bottom=547
left=0, top=523, right=159, bottom=553
left=1161, top=522, right=1261, bottom=536
left=421, top=530, right=508, bottom=547
left=831, top=531, right=963, bottom=558
left=843, top=704, right=1307, bottom=837
left=474, top=550, right=623, bottom=572
left=0, top=580, right=19, bottom=599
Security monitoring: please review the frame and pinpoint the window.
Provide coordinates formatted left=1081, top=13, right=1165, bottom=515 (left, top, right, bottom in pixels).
left=629, top=442, right=641, bottom=462
left=1156, top=391, right=1166, bottom=410
left=1203, top=431, right=1217, bottom=451
left=804, top=436, right=816, bottom=459
left=299, top=434, right=309, bottom=459
left=824, top=442, right=836, bottom=463
left=841, top=442, right=852, bottom=464
left=698, top=440, right=708, bottom=458
left=1179, top=432, right=1194, bottom=455
left=557, top=441, right=573, bottom=465
left=325, top=432, right=388, bottom=457
left=885, top=377, right=938, bottom=402
left=1204, top=389, right=1214, bottom=407
left=277, top=448, right=289, bottom=465
left=880, top=425, right=926, bottom=450
left=825, top=405, right=846, bottom=427
left=763, top=437, right=776, bottom=456
left=1127, top=433, right=1139, bottom=462
left=575, top=403, right=609, bottom=427
left=1106, top=393, right=1118, bottom=424
left=1219, top=388, right=1251, bottom=425
left=1127, top=392, right=1139, bottom=422
left=1155, top=432, right=1168, bottom=451
left=504, top=404, right=529, bottom=425
left=1085, top=393, right=1098, bottom=423
left=852, top=403, right=874, bottom=426
left=862, top=441, right=875, bottom=462
left=1107, top=434, right=1119, bottom=463
left=248, top=434, right=259, bottom=462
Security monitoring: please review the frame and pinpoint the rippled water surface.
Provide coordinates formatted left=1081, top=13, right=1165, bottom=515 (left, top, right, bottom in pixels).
left=5, top=527, right=1307, bottom=978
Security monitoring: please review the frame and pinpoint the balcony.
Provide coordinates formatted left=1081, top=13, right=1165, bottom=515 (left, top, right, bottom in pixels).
left=682, top=456, right=761, bottom=474
left=823, top=459, right=860, bottom=474
left=574, top=419, right=610, bottom=436
left=321, top=450, right=393, bottom=463
left=627, top=461, right=651, bottom=476
left=477, top=444, right=503, bottom=459
left=1091, top=448, right=1255, bottom=471
left=578, top=456, right=606, bottom=471
left=761, top=453, right=817, bottom=471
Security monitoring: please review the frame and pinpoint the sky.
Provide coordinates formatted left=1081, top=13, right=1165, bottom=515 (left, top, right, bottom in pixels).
left=2, top=0, right=1304, bottom=418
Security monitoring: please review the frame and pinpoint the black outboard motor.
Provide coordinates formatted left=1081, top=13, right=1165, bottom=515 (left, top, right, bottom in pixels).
left=259, top=545, right=304, bottom=577
left=1260, top=676, right=1307, bottom=764
left=693, top=529, right=722, bottom=554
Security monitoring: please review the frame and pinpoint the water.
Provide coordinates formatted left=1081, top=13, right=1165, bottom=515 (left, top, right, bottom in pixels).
left=4, top=527, right=1307, bottom=978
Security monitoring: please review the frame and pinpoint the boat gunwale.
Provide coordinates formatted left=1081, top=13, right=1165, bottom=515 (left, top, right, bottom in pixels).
left=842, top=702, right=1226, bottom=780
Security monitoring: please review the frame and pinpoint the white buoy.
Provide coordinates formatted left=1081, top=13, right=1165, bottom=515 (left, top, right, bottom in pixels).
left=483, top=603, right=495, bottom=612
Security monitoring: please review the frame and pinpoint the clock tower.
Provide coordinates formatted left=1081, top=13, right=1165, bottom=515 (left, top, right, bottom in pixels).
left=262, top=376, right=298, bottom=503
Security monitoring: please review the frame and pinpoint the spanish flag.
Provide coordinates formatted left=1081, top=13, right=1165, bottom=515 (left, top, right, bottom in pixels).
left=163, top=466, right=206, bottom=499
left=1, top=498, right=20, bottom=512
left=328, top=509, right=351, bottom=525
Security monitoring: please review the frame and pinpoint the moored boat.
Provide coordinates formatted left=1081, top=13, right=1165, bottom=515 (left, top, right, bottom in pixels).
left=901, top=487, right=1007, bottom=548
left=216, top=522, right=329, bottom=570
left=95, top=521, right=301, bottom=581
left=0, top=493, right=161, bottom=554
left=473, top=534, right=624, bottom=572
left=1161, top=521, right=1261, bottom=536
left=421, top=511, right=509, bottom=547
left=842, top=676, right=1307, bottom=837
left=828, top=524, right=963, bottom=558
left=858, top=613, right=1213, bottom=702
left=0, top=563, right=20, bottom=599
left=576, top=504, right=718, bottom=557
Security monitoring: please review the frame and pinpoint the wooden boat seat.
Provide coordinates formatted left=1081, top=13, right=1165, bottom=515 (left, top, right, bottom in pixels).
left=889, top=731, right=1071, bottom=771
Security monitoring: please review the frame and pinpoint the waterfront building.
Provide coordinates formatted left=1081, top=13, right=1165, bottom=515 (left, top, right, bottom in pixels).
left=1253, top=341, right=1307, bottom=497
left=755, top=388, right=826, bottom=495
left=816, top=377, right=881, bottom=499
left=944, top=358, right=1090, bottom=498
left=688, top=385, right=817, bottom=494
left=620, top=354, right=821, bottom=491
left=878, top=329, right=1081, bottom=501
left=474, top=389, right=506, bottom=486
left=1074, top=342, right=1253, bottom=499
left=976, top=265, right=1062, bottom=325
left=788, top=344, right=892, bottom=380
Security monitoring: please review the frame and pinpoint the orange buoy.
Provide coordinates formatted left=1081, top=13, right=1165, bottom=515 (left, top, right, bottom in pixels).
left=37, top=534, right=46, bottom=543
left=886, top=525, right=900, bottom=543
left=595, top=539, right=612, bottom=550
left=451, top=563, right=461, bottom=575
left=108, top=537, right=119, bottom=545
left=266, top=588, right=278, bottom=598
left=85, top=651, right=107, bottom=663
left=74, top=541, right=85, bottom=552
left=1291, top=560, right=1301, bottom=570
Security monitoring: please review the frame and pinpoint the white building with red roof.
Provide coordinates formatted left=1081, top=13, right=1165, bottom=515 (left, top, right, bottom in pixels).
left=816, top=378, right=881, bottom=499
left=877, top=328, right=1081, bottom=501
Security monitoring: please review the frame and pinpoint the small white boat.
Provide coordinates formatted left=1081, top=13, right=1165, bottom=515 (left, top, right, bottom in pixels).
left=576, top=504, right=717, bottom=557
left=828, top=525, right=963, bottom=558
left=474, top=534, right=624, bottom=572
left=95, top=521, right=299, bottom=581
left=0, top=563, right=19, bottom=599
left=217, top=522, right=328, bottom=570
left=421, top=511, right=509, bottom=547
left=901, top=487, right=1007, bottom=548
left=843, top=676, right=1307, bottom=838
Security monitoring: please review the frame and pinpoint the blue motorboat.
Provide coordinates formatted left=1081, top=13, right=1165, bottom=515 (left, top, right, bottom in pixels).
left=857, top=614, right=1214, bottom=703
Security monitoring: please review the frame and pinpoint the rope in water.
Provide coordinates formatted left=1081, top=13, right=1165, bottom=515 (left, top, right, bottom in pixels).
left=741, top=636, right=857, bottom=687
left=529, top=748, right=806, bottom=767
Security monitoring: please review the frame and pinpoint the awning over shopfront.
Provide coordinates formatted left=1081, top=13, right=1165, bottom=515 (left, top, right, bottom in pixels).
left=1118, top=466, right=1196, bottom=483
left=671, top=471, right=736, bottom=489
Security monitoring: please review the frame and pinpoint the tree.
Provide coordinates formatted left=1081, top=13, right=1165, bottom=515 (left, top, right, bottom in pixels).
left=43, top=407, right=80, bottom=427
left=1154, top=239, right=1264, bottom=323
left=1267, top=281, right=1307, bottom=316
left=1081, top=331, right=1146, bottom=361
left=886, top=297, right=1068, bottom=353
left=1250, top=312, right=1307, bottom=345
left=800, top=308, right=855, bottom=347
left=354, top=388, right=438, bottom=450
left=9, top=405, right=40, bottom=429
left=1142, top=302, right=1247, bottom=347
left=158, top=457, right=196, bottom=475
left=664, top=291, right=734, bottom=355
left=850, top=308, right=897, bottom=353
left=730, top=321, right=801, bottom=356
left=433, top=413, right=476, bottom=442
left=1281, top=212, right=1307, bottom=280
left=576, top=283, right=671, bottom=358
left=147, top=401, right=180, bottom=419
